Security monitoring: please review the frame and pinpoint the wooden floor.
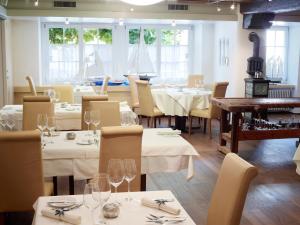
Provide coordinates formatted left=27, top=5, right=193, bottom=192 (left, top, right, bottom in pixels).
left=4, top=115, right=300, bottom=225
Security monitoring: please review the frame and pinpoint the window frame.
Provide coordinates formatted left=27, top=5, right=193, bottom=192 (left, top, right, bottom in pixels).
left=265, top=26, right=289, bottom=81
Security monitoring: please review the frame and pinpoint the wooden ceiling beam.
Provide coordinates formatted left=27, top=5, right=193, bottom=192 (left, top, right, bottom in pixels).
left=240, top=0, right=300, bottom=14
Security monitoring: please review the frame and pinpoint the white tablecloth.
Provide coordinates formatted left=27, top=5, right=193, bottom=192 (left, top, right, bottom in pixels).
left=33, top=191, right=196, bottom=225
left=0, top=102, right=134, bottom=131
left=42, top=128, right=199, bottom=180
left=152, top=88, right=211, bottom=116
left=73, top=86, right=97, bottom=104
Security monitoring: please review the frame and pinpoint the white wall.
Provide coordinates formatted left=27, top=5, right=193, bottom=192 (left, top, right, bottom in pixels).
left=287, top=25, right=300, bottom=97
left=11, top=19, right=41, bottom=86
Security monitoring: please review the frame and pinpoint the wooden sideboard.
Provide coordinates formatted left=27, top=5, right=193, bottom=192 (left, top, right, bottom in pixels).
left=212, top=97, right=300, bottom=154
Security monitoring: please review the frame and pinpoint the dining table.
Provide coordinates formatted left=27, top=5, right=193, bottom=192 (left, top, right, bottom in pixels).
left=33, top=190, right=196, bottom=225
left=73, top=86, right=97, bottom=104
left=42, top=128, right=199, bottom=194
left=0, top=102, right=135, bottom=131
left=151, top=88, right=211, bottom=131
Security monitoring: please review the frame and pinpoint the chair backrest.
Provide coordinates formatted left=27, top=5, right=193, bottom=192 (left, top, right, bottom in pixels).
left=23, top=96, right=51, bottom=102
left=23, top=102, right=54, bottom=130
left=25, top=76, right=37, bottom=96
left=187, top=74, right=204, bottom=88
left=0, top=130, right=45, bottom=212
left=81, top=95, right=108, bottom=130
left=90, top=101, right=121, bottom=128
left=127, top=75, right=140, bottom=107
left=209, top=82, right=229, bottom=119
left=206, top=153, right=258, bottom=225
left=135, top=80, right=155, bottom=117
left=99, top=125, right=143, bottom=192
left=53, top=85, right=74, bottom=104
left=100, top=76, right=110, bottom=94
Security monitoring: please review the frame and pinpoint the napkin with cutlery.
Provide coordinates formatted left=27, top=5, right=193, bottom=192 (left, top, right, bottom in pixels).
left=41, top=209, right=81, bottom=225
left=141, top=198, right=181, bottom=215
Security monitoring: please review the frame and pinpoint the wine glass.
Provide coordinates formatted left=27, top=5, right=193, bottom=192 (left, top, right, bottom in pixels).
left=107, top=159, right=125, bottom=193
left=84, top=111, right=92, bottom=136
left=37, top=114, right=48, bottom=144
left=121, top=112, right=129, bottom=126
left=6, top=115, right=15, bottom=131
left=124, top=159, right=137, bottom=201
left=91, top=110, right=100, bottom=131
left=90, top=173, right=111, bottom=224
left=0, top=113, right=8, bottom=130
left=83, top=182, right=101, bottom=225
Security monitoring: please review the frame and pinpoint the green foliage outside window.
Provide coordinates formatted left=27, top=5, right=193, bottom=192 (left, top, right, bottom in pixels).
left=129, top=29, right=156, bottom=45
left=49, top=28, right=112, bottom=45
left=161, top=29, right=175, bottom=45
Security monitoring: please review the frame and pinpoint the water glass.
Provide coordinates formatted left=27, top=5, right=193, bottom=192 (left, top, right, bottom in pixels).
left=124, top=159, right=137, bottom=201
left=83, top=182, right=101, bottom=225
left=90, top=173, right=111, bottom=224
left=107, top=159, right=125, bottom=193
left=91, top=110, right=100, bottom=130
left=84, top=111, right=92, bottom=135
left=6, top=116, right=15, bottom=131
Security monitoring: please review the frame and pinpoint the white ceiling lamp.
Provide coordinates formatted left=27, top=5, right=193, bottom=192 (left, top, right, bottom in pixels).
left=34, top=0, right=39, bottom=7
left=65, top=18, right=69, bottom=25
left=120, top=0, right=164, bottom=6
left=171, top=20, right=176, bottom=27
left=230, top=1, right=235, bottom=10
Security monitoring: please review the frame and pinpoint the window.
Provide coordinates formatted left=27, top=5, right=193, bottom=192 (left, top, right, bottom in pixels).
left=43, top=24, right=113, bottom=84
left=161, top=29, right=189, bottom=80
left=42, top=23, right=192, bottom=84
left=48, top=27, right=79, bottom=84
left=266, top=27, right=288, bottom=80
left=127, top=27, right=190, bottom=82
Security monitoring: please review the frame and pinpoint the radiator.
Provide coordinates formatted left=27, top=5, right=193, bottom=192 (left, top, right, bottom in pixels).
left=268, top=88, right=293, bottom=112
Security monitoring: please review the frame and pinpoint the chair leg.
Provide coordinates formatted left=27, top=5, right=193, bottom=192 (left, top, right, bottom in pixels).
left=147, top=117, right=150, bottom=127
left=158, top=117, right=161, bottom=125
left=154, top=117, right=157, bottom=128
left=198, top=117, right=201, bottom=125
left=208, top=119, right=212, bottom=139
left=203, top=118, right=207, bottom=133
left=189, top=116, right=193, bottom=136
left=168, top=116, right=171, bottom=127
left=150, top=117, right=154, bottom=128
left=0, top=213, right=5, bottom=225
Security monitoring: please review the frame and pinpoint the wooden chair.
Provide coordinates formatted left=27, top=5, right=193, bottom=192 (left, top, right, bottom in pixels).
left=81, top=95, right=108, bottom=130
left=187, top=74, right=204, bottom=88
left=53, top=85, right=74, bottom=104
left=25, top=76, right=37, bottom=96
left=135, top=80, right=165, bottom=128
left=99, top=125, right=143, bottom=192
left=90, top=101, right=121, bottom=128
left=188, top=82, right=229, bottom=138
left=23, top=96, right=50, bottom=102
left=127, top=75, right=140, bottom=111
left=0, top=130, right=53, bottom=214
left=100, top=76, right=110, bottom=94
left=23, top=102, right=54, bottom=130
left=206, top=153, right=258, bottom=225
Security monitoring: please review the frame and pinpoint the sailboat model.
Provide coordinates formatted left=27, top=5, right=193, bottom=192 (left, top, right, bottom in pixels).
left=127, top=28, right=156, bottom=81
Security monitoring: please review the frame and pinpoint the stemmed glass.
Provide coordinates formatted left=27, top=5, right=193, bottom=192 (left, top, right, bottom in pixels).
left=90, top=173, right=111, bottom=224
left=37, top=114, right=48, bottom=145
left=84, top=111, right=92, bottom=136
left=6, top=115, right=15, bottom=131
left=121, top=112, right=129, bottom=126
left=91, top=111, right=100, bottom=131
left=83, top=182, right=101, bottom=225
left=107, top=159, right=125, bottom=193
left=124, top=159, right=137, bottom=201
left=46, top=116, right=56, bottom=144
left=0, top=114, right=8, bottom=130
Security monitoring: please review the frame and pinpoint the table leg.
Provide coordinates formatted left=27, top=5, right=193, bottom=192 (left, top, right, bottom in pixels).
left=141, top=174, right=146, bottom=191
left=53, top=176, right=58, bottom=196
left=69, top=176, right=75, bottom=195
left=174, top=116, right=187, bottom=132
left=220, top=110, right=228, bottom=146
left=230, top=112, right=240, bottom=154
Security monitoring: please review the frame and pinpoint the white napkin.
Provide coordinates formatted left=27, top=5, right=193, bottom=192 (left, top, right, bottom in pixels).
left=156, top=130, right=181, bottom=136
left=141, top=198, right=181, bottom=215
left=119, top=101, right=128, bottom=106
left=41, top=209, right=81, bottom=225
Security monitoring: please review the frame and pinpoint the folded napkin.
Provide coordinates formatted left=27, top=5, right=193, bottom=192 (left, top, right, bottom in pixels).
left=141, top=198, right=181, bottom=215
left=41, top=209, right=81, bottom=225
left=156, top=130, right=181, bottom=136
left=119, top=101, right=128, bottom=106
